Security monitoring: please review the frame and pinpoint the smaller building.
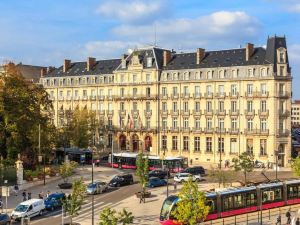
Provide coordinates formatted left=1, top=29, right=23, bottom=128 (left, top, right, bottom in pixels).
left=292, top=100, right=300, bottom=127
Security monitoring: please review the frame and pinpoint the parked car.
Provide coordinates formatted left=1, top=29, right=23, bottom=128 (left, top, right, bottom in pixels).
left=11, top=199, right=45, bottom=221
left=86, top=181, right=108, bottom=195
left=147, top=177, right=167, bottom=188
left=174, top=173, right=202, bottom=183
left=109, top=174, right=134, bottom=187
left=44, top=193, right=66, bottom=211
left=148, top=169, right=170, bottom=179
left=0, top=213, right=10, bottom=225
left=183, top=166, right=205, bottom=175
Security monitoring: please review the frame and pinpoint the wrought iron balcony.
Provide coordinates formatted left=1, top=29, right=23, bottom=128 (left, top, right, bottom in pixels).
left=229, top=110, right=240, bottom=116
left=258, top=110, right=269, bottom=117
left=181, top=110, right=190, bottom=116
left=192, top=110, right=202, bottom=116
left=244, top=110, right=255, bottom=117
left=229, top=92, right=239, bottom=98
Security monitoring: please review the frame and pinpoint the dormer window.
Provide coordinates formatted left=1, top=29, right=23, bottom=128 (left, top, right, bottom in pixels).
left=121, top=60, right=126, bottom=69
left=147, top=57, right=152, bottom=67
left=280, top=52, right=285, bottom=63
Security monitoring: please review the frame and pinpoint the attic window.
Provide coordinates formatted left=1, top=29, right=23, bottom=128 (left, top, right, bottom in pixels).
left=226, top=58, right=230, bottom=62
left=147, top=57, right=152, bottom=67
left=213, top=59, right=218, bottom=63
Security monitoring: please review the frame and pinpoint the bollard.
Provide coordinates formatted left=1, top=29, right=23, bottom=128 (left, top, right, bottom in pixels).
left=21, top=217, right=24, bottom=225
left=222, top=218, right=224, bottom=225
left=25, top=216, right=30, bottom=225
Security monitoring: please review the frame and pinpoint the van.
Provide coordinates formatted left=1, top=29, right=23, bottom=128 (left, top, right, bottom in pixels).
left=11, top=199, right=45, bottom=220
left=109, top=174, right=134, bottom=187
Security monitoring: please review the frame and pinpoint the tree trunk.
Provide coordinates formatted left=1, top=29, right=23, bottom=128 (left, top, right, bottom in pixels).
left=244, top=171, right=247, bottom=186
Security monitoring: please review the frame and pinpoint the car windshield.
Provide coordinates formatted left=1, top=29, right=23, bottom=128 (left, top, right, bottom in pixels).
left=15, top=204, right=28, bottom=212
left=88, top=183, right=97, bottom=188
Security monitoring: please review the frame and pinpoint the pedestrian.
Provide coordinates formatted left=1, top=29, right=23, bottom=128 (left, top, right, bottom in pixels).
left=296, top=218, right=300, bottom=225
left=287, top=210, right=292, bottom=225
left=28, top=192, right=31, bottom=200
left=46, top=190, right=50, bottom=198
left=38, top=192, right=44, bottom=199
left=22, top=190, right=27, bottom=201
left=189, top=159, right=193, bottom=166
left=276, top=215, right=281, bottom=225
left=13, top=184, right=19, bottom=196
left=173, top=181, right=177, bottom=191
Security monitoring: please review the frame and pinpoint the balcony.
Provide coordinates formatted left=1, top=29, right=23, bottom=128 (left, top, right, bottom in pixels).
left=204, top=93, right=213, bottom=99
left=255, top=91, right=269, bottom=98
left=82, top=96, right=88, bottom=101
left=73, top=96, right=80, bottom=101
left=181, top=110, right=190, bottom=116
left=229, top=92, right=239, bottom=98
left=98, top=110, right=105, bottom=115
left=131, top=110, right=139, bottom=116
left=215, top=128, right=226, bottom=134
left=277, top=129, right=290, bottom=137
left=244, top=110, right=255, bottom=117
left=58, top=110, right=64, bottom=115
left=192, top=127, right=202, bottom=133
left=119, top=110, right=126, bottom=116
left=215, top=93, right=226, bottom=99
left=245, top=92, right=254, bottom=98
left=228, top=128, right=239, bottom=135
left=169, top=127, right=180, bottom=133
left=244, top=129, right=269, bottom=136
left=181, top=93, right=190, bottom=99
left=171, top=94, right=179, bottom=100
left=160, top=110, right=169, bottom=116
left=106, top=95, right=113, bottom=101
left=204, top=110, right=214, bottom=116
left=204, top=128, right=214, bottom=134
left=160, top=94, right=168, bottom=100
left=181, top=127, right=191, bottom=133
left=98, top=95, right=105, bottom=101
left=141, top=127, right=157, bottom=133
left=144, top=110, right=152, bottom=117
left=161, top=127, right=169, bottom=132
left=89, top=95, right=97, bottom=101
left=258, top=110, right=269, bottom=117
left=278, top=110, right=290, bottom=117
left=215, top=110, right=226, bottom=116
left=278, top=91, right=290, bottom=98
left=106, top=110, right=114, bottom=115
left=259, top=129, right=269, bottom=136
left=193, top=93, right=202, bottom=99
left=192, top=110, right=202, bottom=116
left=229, top=110, right=240, bottom=116
left=49, top=96, right=55, bottom=101
left=170, top=110, right=179, bottom=116
left=58, top=96, right=64, bottom=101
left=66, top=96, right=72, bottom=101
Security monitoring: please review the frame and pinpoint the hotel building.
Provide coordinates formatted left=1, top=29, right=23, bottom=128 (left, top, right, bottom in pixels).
left=40, top=36, right=292, bottom=166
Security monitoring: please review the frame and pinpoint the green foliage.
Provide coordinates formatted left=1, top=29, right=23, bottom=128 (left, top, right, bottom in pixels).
left=59, top=161, right=78, bottom=183
left=208, top=166, right=235, bottom=188
left=292, top=156, right=300, bottom=177
left=63, top=178, right=86, bottom=225
left=172, top=177, right=209, bottom=225
left=136, top=152, right=149, bottom=194
left=232, top=152, right=254, bottom=185
left=98, top=207, right=134, bottom=225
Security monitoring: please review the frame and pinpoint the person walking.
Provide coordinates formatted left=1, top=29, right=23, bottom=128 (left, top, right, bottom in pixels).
left=27, top=192, right=31, bottom=200
left=276, top=215, right=281, bottom=225
left=13, top=184, right=19, bottom=196
left=46, top=191, right=50, bottom=198
left=173, top=181, right=177, bottom=191
left=287, top=210, right=292, bottom=225
left=22, top=191, right=27, bottom=201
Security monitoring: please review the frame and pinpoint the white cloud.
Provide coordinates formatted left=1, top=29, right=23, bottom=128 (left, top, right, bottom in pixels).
left=112, top=11, right=261, bottom=50
left=288, top=3, right=300, bottom=13
left=96, top=0, right=168, bottom=24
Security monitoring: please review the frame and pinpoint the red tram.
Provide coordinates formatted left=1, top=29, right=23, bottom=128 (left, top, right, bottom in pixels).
left=160, top=180, right=300, bottom=225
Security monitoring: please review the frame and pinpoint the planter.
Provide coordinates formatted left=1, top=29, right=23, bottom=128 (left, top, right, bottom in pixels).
left=58, top=183, right=73, bottom=189
left=135, top=191, right=151, bottom=198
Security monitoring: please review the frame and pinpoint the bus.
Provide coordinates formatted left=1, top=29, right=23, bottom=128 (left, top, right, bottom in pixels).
left=108, top=152, right=188, bottom=172
left=160, top=179, right=300, bottom=224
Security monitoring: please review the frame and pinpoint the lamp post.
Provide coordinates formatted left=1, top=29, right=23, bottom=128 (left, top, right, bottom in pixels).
left=275, top=150, right=278, bottom=181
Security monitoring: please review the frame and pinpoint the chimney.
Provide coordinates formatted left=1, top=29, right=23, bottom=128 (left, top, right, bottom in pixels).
left=246, top=43, right=254, bottom=61
left=63, top=59, right=71, bottom=73
left=163, top=50, right=172, bottom=67
left=40, top=68, right=47, bottom=77
left=196, top=48, right=205, bottom=64
left=87, top=57, right=96, bottom=71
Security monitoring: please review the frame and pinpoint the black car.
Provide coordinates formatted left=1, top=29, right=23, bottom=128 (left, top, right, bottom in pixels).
left=0, top=213, right=10, bottom=225
left=183, top=166, right=205, bottom=175
left=109, top=174, right=134, bottom=187
left=148, top=169, right=169, bottom=179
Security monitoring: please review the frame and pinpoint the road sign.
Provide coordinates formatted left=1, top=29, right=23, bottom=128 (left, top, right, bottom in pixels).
left=1, top=186, right=9, bottom=197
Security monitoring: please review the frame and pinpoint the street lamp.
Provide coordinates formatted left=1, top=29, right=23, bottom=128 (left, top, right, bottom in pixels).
left=216, top=127, right=222, bottom=169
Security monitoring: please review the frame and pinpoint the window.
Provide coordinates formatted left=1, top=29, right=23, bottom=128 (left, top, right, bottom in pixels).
left=120, top=117, right=125, bottom=128
left=162, top=102, right=167, bottom=112
left=195, top=102, right=201, bottom=112
left=183, top=86, right=189, bottom=96
left=195, top=118, right=200, bottom=129
left=183, top=117, right=189, bottom=128
left=207, top=71, right=212, bottom=79
left=230, top=138, right=237, bottom=154
left=206, top=85, right=212, bottom=95
left=133, top=74, right=137, bottom=82
left=279, top=83, right=285, bottom=94
left=260, top=118, right=267, bottom=131
left=218, top=138, right=224, bottom=153
left=261, top=84, right=267, bottom=94
left=172, top=117, right=178, bottom=128
left=50, top=91, right=54, bottom=98
left=83, top=90, right=87, bottom=97
left=133, top=102, right=137, bottom=110
left=146, top=102, right=151, bottom=111
left=172, top=102, right=177, bottom=111
left=162, top=117, right=167, bottom=129
left=218, top=118, right=224, bottom=130
left=279, top=52, right=285, bottom=63
left=99, top=102, right=104, bottom=110
left=108, top=89, right=112, bottom=97
left=231, top=118, right=237, bottom=130
left=218, top=101, right=224, bottom=112
left=108, top=102, right=112, bottom=111
left=231, top=101, right=237, bottom=112
left=261, top=68, right=266, bottom=77
left=184, top=72, right=189, bottom=80
left=146, top=74, right=151, bottom=82
left=246, top=139, right=253, bottom=154
left=183, top=136, right=189, bottom=151
left=147, top=57, right=152, bottom=67
left=280, top=66, right=285, bottom=76
left=206, top=118, right=212, bottom=129
left=120, top=88, right=125, bottom=97
left=91, top=89, right=96, bottom=97
left=172, top=87, right=178, bottom=96
left=247, top=84, right=253, bottom=95
left=195, top=86, right=200, bottom=97
left=231, top=84, right=237, bottom=95
left=133, top=118, right=138, bottom=128
left=172, top=136, right=178, bottom=150
left=206, top=137, right=212, bottom=152
left=218, top=85, right=224, bottom=95
left=206, top=101, right=212, bottom=112
left=162, top=135, right=167, bottom=149
left=232, top=70, right=237, bottom=78
left=162, top=87, right=167, bottom=96
left=247, top=119, right=253, bottom=131
left=183, top=102, right=189, bottom=112
left=120, top=102, right=125, bottom=111
left=260, top=139, right=267, bottom=156
left=133, top=88, right=138, bottom=95
left=59, top=91, right=63, bottom=97
left=248, top=69, right=253, bottom=77
left=261, top=100, right=267, bottom=112
left=120, top=74, right=125, bottom=83
left=194, top=137, right=200, bottom=152
left=146, top=118, right=150, bottom=129
left=247, top=101, right=253, bottom=112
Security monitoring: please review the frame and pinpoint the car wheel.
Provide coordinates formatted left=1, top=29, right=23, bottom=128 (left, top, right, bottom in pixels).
left=130, top=180, right=133, bottom=185
left=196, top=178, right=200, bottom=182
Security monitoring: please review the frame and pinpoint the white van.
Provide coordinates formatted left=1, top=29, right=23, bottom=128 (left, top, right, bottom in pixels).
left=11, top=199, right=45, bottom=220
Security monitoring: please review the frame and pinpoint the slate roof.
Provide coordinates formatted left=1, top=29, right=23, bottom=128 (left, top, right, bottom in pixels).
left=16, top=64, right=46, bottom=83
left=45, top=59, right=121, bottom=77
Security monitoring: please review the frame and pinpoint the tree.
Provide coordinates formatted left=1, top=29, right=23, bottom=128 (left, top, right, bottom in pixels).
left=59, top=161, right=78, bottom=183
left=172, top=177, right=209, bottom=225
left=208, top=166, right=235, bottom=188
left=98, top=207, right=134, bottom=225
left=291, top=156, right=300, bottom=176
left=232, top=152, right=254, bottom=185
left=63, top=178, right=85, bottom=225
left=135, top=152, right=149, bottom=203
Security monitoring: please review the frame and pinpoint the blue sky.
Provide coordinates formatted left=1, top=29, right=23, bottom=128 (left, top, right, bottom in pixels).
left=0, top=0, right=299, bottom=97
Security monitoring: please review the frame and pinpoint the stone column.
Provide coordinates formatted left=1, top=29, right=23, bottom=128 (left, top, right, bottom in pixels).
left=15, top=159, right=23, bottom=190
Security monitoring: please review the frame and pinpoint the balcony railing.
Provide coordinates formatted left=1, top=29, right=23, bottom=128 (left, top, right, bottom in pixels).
left=255, top=91, right=269, bottom=98
left=171, top=94, right=179, bottom=100
left=204, top=110, right=214, bottom=116
left=244, top=129, right=269, bottom=135
left=245, top=92, right=254, bottom=98
left=192, top=110, right=202, bottom=116
left=58, top=96, right=64, bottom=101
left=181, top=127, right=191, bottom=133
left=73, top=96, right=80, bottom=101
left=193, top=93, right=202, bottom=99
left=258, top=110, right=269, bottom=117
left=169, top=127, right=180, bottom=133
left=181, top=93, right=190, bottom=99
left=181, top=110, right=190, bottom=116
left=229, top=110, right=240, bottom=116
left=98, top=95, right=105, bottom=101
left=278, top=91, right=290, bottom=98
left=215, top=110, right=226, bottom=116
left=228, top=128, right=239, bottom=135
left=277, top=129, right=290, bottom=137
left=82, top=96, right=88, bottom=101
left=66, top=96, right=72, bottom=101
left=192, top=127, right=202, bottom=133
left=215, top=93, right=226, bottom=98
left=89, top=95, right=97, bottom=101
left=160, top=94, right=168, bottom=100
left=170, top=110, right=179, bottom=116
left=106, top=110, right=114, bottom=115
left=144, top=110, right=152, bottom=116
left=98, top=110, right=105, bottom=115
left=203, top=128, right=214, bottom=133
left=244, top=110, right=255, bottom=117
left=119, top=110, right=126, bottom=115
left=204, top=93, right=213, bottom=98
left=160, top=110, right=169, bottom=116
left=278, top=110, right=290, bottom=117
left=131, top=110, right=139, bottom=115
left=215, top=128, right=226, bottom=134
left=229, top=92, right=239, bottom=98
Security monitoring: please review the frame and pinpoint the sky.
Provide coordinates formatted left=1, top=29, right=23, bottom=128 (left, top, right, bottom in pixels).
left=0, top=0, right=299, bottom=97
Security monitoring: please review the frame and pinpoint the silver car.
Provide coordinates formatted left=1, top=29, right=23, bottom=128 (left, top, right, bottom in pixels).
left=86, top=181, right=108, bottom=195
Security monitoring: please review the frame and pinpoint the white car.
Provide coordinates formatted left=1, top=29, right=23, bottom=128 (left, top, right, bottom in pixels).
left=11, top=199, right=45, bottom=221
left=174, top=172, right=202, bottom=183
left=86, top=181, right=109, bottom=195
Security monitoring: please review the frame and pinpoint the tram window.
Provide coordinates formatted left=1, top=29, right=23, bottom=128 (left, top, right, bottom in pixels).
left=207, top=200, right=215, bottom=213
left=274, top=188, right=282, bottom=200
left=223, top=196, right=234, bottom=211
left=234, top=194, right=243, bottom=208
left=246, top=193, right=257, bottom=206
